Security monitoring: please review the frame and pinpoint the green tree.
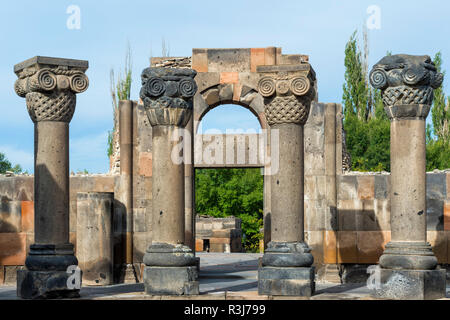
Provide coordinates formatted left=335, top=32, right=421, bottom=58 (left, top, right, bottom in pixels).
left=342, top=30, right=390, bottom=172
left=426, top=51, right=450, bottom=170
left=0, top=152, right=22, bottom=174
left=108, top=43, right=133, bottom=157
left=195, top=168, right=263, bottom=252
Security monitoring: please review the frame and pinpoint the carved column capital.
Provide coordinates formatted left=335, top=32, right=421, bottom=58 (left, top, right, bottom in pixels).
left=14, top=56, right=89, bottom=123
left=140, top=67, right=197, bottom=127
left=369, top=54, right=443, bottom=120
left=257, top=64, right=316, bottom=126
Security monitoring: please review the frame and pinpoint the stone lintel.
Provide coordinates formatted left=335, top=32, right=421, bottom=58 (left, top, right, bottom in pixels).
left=256, top=64, right=310, bottom=73
left=14, top=56, right=89, bottom=74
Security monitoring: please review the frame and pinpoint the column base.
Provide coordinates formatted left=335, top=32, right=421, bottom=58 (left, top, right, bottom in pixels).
left=17, top=270, right=81, bottom=299
left=122, top=264, right=138, bottom=284
left=258, top=266, right=315, bottom=296
left=144, top=266, right=199, bottom=295
left=372, top=267, right=446, bottom=300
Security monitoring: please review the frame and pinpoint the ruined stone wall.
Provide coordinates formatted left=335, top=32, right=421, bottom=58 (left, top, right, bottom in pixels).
left=0, top=174, right=120, bottom=284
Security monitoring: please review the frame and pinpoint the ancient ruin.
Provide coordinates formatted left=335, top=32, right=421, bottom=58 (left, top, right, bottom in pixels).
left=0, top=48, right=449, bottom=300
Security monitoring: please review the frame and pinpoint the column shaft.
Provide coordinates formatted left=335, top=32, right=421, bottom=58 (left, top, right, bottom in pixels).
left=119, top=100, right=133, bottom=263
left=34, top=121, right=69, bottom=244
left=390, top=119, right=426, bottom=243
left=270, top=123, right=304, bottom=243
left=152, top=126, right=185, bottom=245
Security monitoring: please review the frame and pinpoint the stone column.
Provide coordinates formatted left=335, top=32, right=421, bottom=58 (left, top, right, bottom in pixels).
left=14, top=56, right=89, bottom=299
left=140, top=67, right=199, bottom=295
left=369, top=54, right=446, bottom=300
left=118, top=100, right=137, bottom=282
left=76, top=192, right=114, bottom=286
left=257, top=64, right=316, bottom=296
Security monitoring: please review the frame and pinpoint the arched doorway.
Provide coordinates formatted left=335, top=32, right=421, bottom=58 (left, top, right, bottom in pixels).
left=194, top=104, right=264, bottom=253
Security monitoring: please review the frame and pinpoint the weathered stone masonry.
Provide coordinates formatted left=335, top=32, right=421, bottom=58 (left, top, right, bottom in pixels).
left=1, top=49, right=450, bottom=290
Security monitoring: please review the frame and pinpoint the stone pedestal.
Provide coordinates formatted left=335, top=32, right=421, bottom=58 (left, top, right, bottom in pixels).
left=140, top=67, right=199, bottom=295
left=14, top=56, right=89, bottom=299
left=369, top=54, right=445, bottom=299
left=373, top=267, right=446, bottom=300
left=76, top=192, right=114, bottom=286
left=256, top=63, right=316, bottom=296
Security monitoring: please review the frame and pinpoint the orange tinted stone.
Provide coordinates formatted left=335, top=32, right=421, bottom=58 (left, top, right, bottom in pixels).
left=0, top=233, right=26, bottom=266
left=233, top=83, right=242, bottom=102
left=192, top=50, right=208, bottom=73
left=21, top=201, right=34, bottom=233
left=337, top=231, right=357, bottom=263
left=210, top=238, right=230, bottom=244
left=195, top=239, right=203, bottom=252
left=357, top=231, right=386, bottom=264
left=220, top=72, right=239, bottom=84
left=138, top=152, right=152, bottom=177
left=444, top=202, right=450, bottom=231
left=324, top=231, right=337, bottom=264
left=250, top=48, right=265, bottom=72
left=357, top=176, right=374, bottom=200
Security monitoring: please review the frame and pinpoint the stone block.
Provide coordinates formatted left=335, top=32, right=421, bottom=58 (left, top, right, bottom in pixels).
left=133, top=207, right=147, bottom=232
left=194, top=72, right=220, bottom=93
left=337, top=231, right=357, bottom=263
left=356, top=200, right=379, bottom=231
left=374, top=199, right=391, bottom=231
left=133, top=232, right=148, bottom=263
left=4, top=265, right=22, bottom=284
left=210, top=243, right=226, bottom=253
left=374, top=175, right=390, bottom=199
left=357, top=176, right=374, bottom=200
left=0, top=233, right=26, bottom=265
left=144, top=266, right=199, bottom=295
left=207, top=48, right=251, bottom=73
left=138, top=152, right=152, bottom=177
left=17, top=270, right=81, bottom=299
left=195, top=239, right=203, bottom=252
left=427, top=173, right=446, bottom=199
left=426, top=199, right=444, bottom=231
left=196, top=229, right=213, bottom=238
left=218, top=83, right=234, bottom=101
left=258, top=266, right=315, bottom=296
left=357, top=231, right=389, bottom=264
left=192, top=48, right=208, bottom=73
left=337, top=199, right=362, bottom=231
left=21, top=201, right=34, bottom=233
left=220, top=72, right=239, bottom=84
left=250, top=48, right=265, bottom=72
left=0, top=266, right=3, bottom=284
left=14, top=177, right=34, bottom=201
left=305, top=231, right=324, bottom=265
left=0, top=200, right=21, bottom=232
left=323, top=231, right=337, bottom=264
left=373, top=267, right=446, bottom=300
left=427, top=231, right=447, bottom=264
left=444, top=201, right=450, bottom=231
left=337, top=175, right=358, bottom=200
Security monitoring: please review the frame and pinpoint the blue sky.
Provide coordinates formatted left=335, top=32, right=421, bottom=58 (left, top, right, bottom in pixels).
left=0, top=0, right=449, bottom=173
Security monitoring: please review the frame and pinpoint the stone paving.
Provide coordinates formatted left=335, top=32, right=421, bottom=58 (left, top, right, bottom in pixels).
left=0, top=253, right=449, bottom=300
